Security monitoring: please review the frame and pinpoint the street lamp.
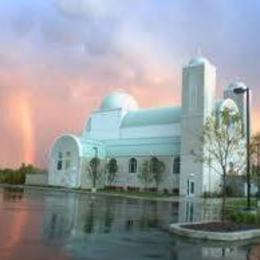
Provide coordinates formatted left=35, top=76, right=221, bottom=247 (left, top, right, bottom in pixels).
left=233, top=86, right=251, bottom=209
left=257, top=142, right=260, bottom=173
left=93, top=146, right=98, bottom=171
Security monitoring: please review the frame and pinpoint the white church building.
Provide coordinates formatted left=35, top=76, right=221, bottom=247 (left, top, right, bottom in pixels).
left=48, top=56, right=247, bottom=196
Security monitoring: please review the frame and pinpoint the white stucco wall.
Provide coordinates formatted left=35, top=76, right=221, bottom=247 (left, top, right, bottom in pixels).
left=107, top=156, right=180, bottom=192
left=49, top=135, right=81, bottom=188
left=88, top=109, right=125, bottom=140
left=180, top=59, right=217, bottom=197
left=26, top=173, right=48, bottom=186
left=120, top=123, right=180, bottom=139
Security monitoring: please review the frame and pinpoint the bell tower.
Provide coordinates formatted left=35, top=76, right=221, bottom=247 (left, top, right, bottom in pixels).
left=179, top=56, right=216, bottom=196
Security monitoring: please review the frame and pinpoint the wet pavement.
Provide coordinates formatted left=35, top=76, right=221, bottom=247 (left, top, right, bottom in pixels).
left=0, top=187, right=259, bottom=260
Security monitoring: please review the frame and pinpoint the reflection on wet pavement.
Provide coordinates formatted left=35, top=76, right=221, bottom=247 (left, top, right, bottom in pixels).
left=0, top=187, right=259, bottom=259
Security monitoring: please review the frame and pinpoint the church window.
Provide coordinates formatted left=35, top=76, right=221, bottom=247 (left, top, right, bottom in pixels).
left=173, top=156, right=180, bottom=174
left=129, top=158, right=137, bottom=173
left=57, top=160, right=62, bottom=170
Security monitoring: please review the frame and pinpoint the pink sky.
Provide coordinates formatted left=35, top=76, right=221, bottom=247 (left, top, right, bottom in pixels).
left=0, top=64, right=259, bottom=169
left=0, top=0, right=259, bottom=168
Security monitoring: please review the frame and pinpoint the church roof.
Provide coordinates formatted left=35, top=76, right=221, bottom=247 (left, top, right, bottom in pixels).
left=120, top=106, right=181, bottom=128
left=226, top=80, right=247, bottom=91
left=104, top=136, right=181, bottom=157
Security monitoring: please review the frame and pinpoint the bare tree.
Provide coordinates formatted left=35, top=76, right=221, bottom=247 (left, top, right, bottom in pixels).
left=251, top=133, right=260, bottom=190
left=85, top=157, right=103, bottom=192
left=150, top=157, right=166, bottom=191
left=105, top=158, right=118, bottom=186
left=192, top=108, right=245, bottom=221
left=138, top=160, right=154, bottom=190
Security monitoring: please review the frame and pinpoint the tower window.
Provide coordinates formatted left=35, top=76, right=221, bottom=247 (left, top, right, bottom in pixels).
left=129, top=158, right=137, bottom=173
left=57, top=160, right=62, bottom=170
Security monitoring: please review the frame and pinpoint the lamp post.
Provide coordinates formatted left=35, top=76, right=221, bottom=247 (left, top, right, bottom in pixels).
left=233, top=86, right=251, bottom=209
left=93, top=146, right=98, bottom=173
left=93, top=147, right=98, bottom=192
left=257, top=142, right=260, bottom=174
left=256, top=142, right=260, bottom=199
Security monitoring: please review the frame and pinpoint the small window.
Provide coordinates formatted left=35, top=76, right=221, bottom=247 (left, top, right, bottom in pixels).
left=129, top=158, right=137, bottom=173
left=57, top=160, right=62, bottom=170
left=190, top=181, right=195, bottom=194
left=65, top=160, right=71, bottom=170
left=173, top=156, right=180, bottom=174
left=58, top=152, right=63, bottom=159
left=66, top=151, right=71, bottom=157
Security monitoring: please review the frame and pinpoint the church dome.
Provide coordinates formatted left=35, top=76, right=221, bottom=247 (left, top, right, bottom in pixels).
left=188, top=56, right=209, bottom=66
left=100, top=90, right=138, bottom=111
left=226, top=80, right=247, bottom=91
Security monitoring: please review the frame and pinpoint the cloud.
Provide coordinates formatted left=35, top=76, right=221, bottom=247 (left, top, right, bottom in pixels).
left=55, top=0, right=127, bottom=19
left=0, top=0, right=259, bottom=168
left=11, top=8, right=36, bottom=37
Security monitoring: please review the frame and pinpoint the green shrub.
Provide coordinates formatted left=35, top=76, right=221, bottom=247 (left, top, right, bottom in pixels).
left=228, top=210, right=260, bottom=225
left=0, top=163, right=43, bottom=185
left=225, top=186, right=234, bottom=197
left=245, top=213, right=256, bottom=224
left=203, top=191, right=221, bottom=198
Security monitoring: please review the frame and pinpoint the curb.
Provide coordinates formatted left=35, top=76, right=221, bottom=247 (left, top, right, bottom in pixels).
left=169, top=222, right=260, bottom=241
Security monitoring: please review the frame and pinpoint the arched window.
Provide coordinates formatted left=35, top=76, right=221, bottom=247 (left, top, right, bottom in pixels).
left=129, top=158, right=137, bottom=173
left=173, top=156, right=180, bottom=174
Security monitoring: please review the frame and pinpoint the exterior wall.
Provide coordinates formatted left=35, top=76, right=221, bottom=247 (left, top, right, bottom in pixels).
left=105, top=136, right=180, bottom=158
left=26, top=173, right=48, bottom=186
left=49, top=135, right=106, bottom=189
left=107, top=156, right=180, bottom=192
left=75, top=155, right=180, bottom=192
left=120, top=123, right=180, bottom=139
left=87, top=109, right=125, bottom=140
left=49, top=135, right=81, bottom=188
left=80, top=158, right=107, bottom=190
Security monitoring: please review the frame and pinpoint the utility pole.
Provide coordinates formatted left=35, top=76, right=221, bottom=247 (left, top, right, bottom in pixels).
left=233, top=87, right=251, bottom=209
